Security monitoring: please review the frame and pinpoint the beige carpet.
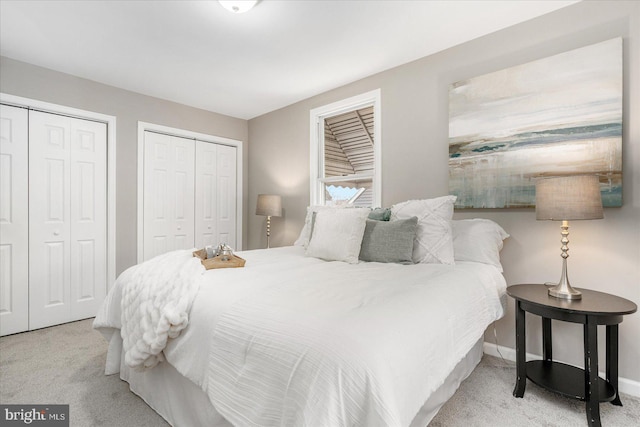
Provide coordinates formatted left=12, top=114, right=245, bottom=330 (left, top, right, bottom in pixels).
left=430, top=352, right=640, bottom=427
left=0, top=319, right=167, bottom=426
left=1, top=319, right=638, bottom=426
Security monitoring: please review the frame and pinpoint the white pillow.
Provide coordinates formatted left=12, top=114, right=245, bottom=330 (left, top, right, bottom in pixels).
left=294, top=206, right=336, bottom=247
left=305, top=208, right=370, bottom=264
left=390, top=195, right=456, bottom=265
left=452, top=219, right=509, bottom=271
left=294, top=205, right=362, bottom=247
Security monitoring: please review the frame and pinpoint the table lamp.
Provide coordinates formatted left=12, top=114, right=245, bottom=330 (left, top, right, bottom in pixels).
left=256, top=194, right=282, bottom=248
left=535, top=175, right=604, bottom=300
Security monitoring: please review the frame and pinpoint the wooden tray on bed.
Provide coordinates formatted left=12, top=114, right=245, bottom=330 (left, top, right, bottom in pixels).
left=193, top=249, right=246, bottom=270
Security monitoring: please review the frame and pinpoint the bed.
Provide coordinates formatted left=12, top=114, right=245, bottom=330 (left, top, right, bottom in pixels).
left=94, top=197, right=509, bottom=427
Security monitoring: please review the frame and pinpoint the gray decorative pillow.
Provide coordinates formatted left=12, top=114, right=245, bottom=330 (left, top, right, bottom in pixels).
left=368, top=207, right=391, bottom=221
left=359, top=217, right=418, bottom=264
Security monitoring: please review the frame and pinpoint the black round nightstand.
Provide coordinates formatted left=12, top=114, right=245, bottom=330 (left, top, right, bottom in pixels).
left=507, top=284, right=637, bottom=427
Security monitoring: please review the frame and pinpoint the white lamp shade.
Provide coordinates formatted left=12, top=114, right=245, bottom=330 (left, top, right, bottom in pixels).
left=256, top=194, right=282, bottom=217
left=535, top=175, right=604, bottom=221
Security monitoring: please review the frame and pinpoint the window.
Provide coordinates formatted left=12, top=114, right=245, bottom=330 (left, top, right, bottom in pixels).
left=310, top=90, right=381, bottom=207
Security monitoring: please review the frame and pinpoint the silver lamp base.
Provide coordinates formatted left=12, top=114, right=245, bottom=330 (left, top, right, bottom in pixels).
left=546, top=220, right=581, bottom=300
left=547, top=281, right=582, bottom=300
left=546, top=259, right=582, bottom=300
left=265, top=215, right=272, bottom=249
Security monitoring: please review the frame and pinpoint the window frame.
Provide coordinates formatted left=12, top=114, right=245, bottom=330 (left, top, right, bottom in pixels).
left=309, top=89, right=382, bottom=207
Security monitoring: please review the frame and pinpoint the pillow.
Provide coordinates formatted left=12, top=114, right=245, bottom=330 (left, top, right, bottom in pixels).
left=294, top=205, right=371, bottom=247
left=452, top=218, right=509, bottom=271
left=294, top=205, right=333, bottom=247
left=359, top=217, right=417, bottom=264
left=368, top=207, right=391, bottom=221
left=390, top=195, right=456, bottom=265
left=305, top=208, right=370, bottom=264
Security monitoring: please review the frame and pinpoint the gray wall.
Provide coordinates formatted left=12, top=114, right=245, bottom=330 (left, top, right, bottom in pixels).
left=2, top=0, right=637, bottom=387
left=248, top=1, right=640, bottom=383
left=0, top=57, right=249, bottom=275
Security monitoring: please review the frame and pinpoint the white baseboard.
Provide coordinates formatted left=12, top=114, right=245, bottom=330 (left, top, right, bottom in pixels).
left=483, top=342, right=640, bottom=399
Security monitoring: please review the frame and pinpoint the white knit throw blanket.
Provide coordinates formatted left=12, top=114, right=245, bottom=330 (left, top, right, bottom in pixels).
left=120, top=250, right=205, bottom=370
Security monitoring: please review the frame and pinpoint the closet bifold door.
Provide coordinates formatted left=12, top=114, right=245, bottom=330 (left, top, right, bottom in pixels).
left=0, top=105, right=29, bottom=336
left=194, top=141, right=237, bottom=249
left=143, top=131, right=195, bottom=261
left=216, top=144, right=237, bottom=249
left=28, top=111, right=107, bottom=330
left=195, top=140, right=217, bottom=249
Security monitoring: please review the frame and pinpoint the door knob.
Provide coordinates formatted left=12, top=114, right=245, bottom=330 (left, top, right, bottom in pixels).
left=53, top=230, right=60, bottom=236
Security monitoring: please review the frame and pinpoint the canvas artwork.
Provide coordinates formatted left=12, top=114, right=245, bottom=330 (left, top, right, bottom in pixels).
left=448, top=38, right=622, bottom=208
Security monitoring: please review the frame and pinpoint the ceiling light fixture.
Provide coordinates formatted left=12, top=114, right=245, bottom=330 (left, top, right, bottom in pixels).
left=218, top=1, right=258, bottom=14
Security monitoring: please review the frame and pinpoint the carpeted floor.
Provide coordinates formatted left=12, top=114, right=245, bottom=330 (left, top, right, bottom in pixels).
left=0, top=319, right=167, bottom=426
left=1, top=319, right=638, bottom=426
left=429, top=352, right=640, bottom=427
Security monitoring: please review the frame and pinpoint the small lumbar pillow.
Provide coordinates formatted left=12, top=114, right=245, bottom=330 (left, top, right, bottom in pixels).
left=452, top=218, right=509, bottom=271
left=390, top=195, right=456, bottom=265
left=305, top=208, right=370, bottom=264
left=359, top=217, right=418, bottom=264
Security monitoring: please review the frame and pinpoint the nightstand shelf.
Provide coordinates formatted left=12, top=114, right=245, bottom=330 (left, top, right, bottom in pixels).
left=526, top=360, right=616, bottom=402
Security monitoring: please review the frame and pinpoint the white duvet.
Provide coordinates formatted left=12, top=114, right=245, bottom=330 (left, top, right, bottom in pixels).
left=95, top=246, right=506, bottom=427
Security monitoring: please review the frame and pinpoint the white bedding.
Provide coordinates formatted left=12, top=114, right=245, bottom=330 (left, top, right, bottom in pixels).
left=95, top=246, right=506, bottom=427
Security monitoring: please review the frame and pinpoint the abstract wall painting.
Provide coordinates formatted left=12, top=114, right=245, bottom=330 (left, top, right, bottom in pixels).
left=448, top=38, right=622, bottom=208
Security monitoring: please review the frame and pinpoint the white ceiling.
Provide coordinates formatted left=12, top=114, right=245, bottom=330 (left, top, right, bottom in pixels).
left=0, top=0, right=578, bottom=120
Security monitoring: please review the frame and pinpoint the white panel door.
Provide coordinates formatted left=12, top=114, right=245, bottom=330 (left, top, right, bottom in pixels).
left=195, top=140, right=217, bottom=249
left=143, top=131, right=172, bottom=260
left=216, top=144, right=237, bottom=248
left=70, top=118, right=107, bottom=320
left=29, top=111, right=107, bottom=330
left=0, top=105, right=29, bottom=336
left=143, top=131, right=195, bottom=261
left=172, top=136, right=195, bottom=251
left=29, top=111, right=72, bottom=329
